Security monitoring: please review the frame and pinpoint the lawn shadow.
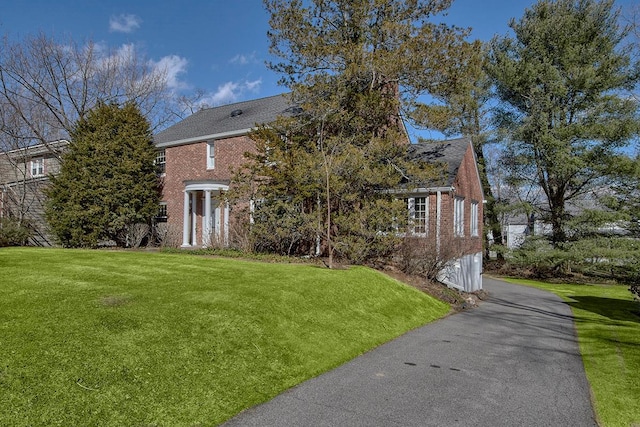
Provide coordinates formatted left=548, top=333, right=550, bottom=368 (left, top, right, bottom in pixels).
left=566, top=296, right=640, bottom=324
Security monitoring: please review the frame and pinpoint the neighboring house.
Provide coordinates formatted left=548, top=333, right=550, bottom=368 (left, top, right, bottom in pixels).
left=0, top=140, right=67, bottom=246
left=497, top=193, right=629, bottom=250
left=407, top=138, right=484, bottom=292
left=499, top=214, right=550, bottom=249
left=155, top=95, right=484, bottom=292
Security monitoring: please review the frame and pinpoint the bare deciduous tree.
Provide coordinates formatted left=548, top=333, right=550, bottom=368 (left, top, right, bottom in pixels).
left=0, top=33, right=175, bottom=244
left=0, top=33, right=173, bottom=151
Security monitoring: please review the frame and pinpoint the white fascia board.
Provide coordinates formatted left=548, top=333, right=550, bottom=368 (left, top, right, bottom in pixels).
left=3, top=139, right=70, bottom=156
left=386, top=186, right=454, bottom=195
left=410, top=186, right=455, bottom=194
left=155, top=128, right=252, bottom=148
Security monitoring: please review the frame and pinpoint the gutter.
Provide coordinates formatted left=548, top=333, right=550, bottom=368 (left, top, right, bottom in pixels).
left=155, top=128, right=252, bottom=148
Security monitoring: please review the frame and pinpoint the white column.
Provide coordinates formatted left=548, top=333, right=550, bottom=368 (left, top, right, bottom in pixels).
left=214, top=202, right=221, bottom=242
left=182, top=191, right=190, bottom=247
left=204, top=190, right=212, bottom=247
left=191, top=191, right=198, bottom=247
left=224, top=202, right=230, bottom=246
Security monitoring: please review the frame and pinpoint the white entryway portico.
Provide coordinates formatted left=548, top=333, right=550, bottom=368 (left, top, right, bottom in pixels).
left=181, top=180, right=229, bottom=247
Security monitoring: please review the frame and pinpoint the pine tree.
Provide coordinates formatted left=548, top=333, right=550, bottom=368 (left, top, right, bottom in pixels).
left=244, top=0, right=468, bottom=265
left=45, top=102, right=159, bottom=248
left=486, top=0, right=639, bottom=247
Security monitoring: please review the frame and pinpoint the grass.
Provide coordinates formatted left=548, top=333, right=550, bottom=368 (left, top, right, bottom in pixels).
left=0, top=248, right=449, bottom=426
left=502, top=278, right=640, bottom=427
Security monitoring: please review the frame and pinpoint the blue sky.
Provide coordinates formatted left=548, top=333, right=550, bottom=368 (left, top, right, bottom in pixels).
left=1, top=0, right=635, bottom=138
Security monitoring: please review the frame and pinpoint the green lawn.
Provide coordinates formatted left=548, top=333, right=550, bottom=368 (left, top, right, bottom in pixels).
left=0, top=248, right=449, bottom=426
left=503, top=278, right=640, bottom=427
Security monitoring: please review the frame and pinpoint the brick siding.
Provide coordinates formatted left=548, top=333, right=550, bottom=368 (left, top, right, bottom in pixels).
left=161, top=135, right=256, bottom=244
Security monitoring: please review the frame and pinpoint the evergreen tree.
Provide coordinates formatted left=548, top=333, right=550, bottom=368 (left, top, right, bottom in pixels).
left=245, top=0, right=467, bottom=266
left=486, top=0, right=639, bottom=247
left=45, top=102, right=159, bottom=248
left=243, top=98, right=417, bottom=266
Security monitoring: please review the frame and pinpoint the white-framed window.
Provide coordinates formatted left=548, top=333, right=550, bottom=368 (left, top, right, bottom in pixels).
left=408, top=196, right=428, bottom=235
left=454, top=196, right=465, bottom=237
left=155, top=150, right=166, bottom=174
left=30, top=157, right=44, bottom=177
left=470, top=201, right=479, bottom=237
left=207, top=141, right=215, bottom=169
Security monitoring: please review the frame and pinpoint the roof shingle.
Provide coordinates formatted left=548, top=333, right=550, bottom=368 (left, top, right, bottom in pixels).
left=407, top=137, right=472, bottom=187
left=154, top=93, right=293, bottom=146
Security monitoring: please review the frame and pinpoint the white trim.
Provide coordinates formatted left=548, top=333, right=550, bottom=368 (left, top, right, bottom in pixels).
left=184, top=181, right=229, bottom=192
left=30, top=157, right=45, bottom=177
left=204, top=190, right=212, bottom=246
left=224, top=202, right=230, bottom=245
left=182, top=191, right=190, bottom=247
left=387, top=186, right=453, bottom=195
left=3, top=139, right=69, bottom=156
left=408, top=196, right=428, bottom=235
left=155, top=129, right=251, bottom=148
left=191, top=192, right=198, bottom=245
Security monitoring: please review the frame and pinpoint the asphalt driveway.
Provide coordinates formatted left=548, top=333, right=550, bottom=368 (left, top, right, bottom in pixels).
left=223, top=277, right=597, bottom=426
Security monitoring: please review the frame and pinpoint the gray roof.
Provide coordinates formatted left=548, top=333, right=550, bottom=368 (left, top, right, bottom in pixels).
left=154, top=93, right=295, bottom=146
left=408, top=137, right=472, bottom=187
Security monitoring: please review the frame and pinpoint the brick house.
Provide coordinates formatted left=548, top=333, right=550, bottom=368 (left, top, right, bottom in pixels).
left=406, top=138, right=484, bottom=292
left=153, top=94, right=294, bottom=247
left=154, top=94, right=484, bottom=291
left=1, top=93, right=483, bottom=290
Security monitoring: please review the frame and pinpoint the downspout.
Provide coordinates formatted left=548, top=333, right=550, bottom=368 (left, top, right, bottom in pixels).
left=435, top=188, right=461, bottom=290
left=436, top=190, right=441, bottom=255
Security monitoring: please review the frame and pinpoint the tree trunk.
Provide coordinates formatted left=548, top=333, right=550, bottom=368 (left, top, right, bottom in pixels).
left=474, top=143, right=504, bottom=260
left=549, top=196, right=567, bottom=247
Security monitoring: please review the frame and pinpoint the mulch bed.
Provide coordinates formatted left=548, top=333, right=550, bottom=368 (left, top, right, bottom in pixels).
left=379, top=266, right=488, bottom=312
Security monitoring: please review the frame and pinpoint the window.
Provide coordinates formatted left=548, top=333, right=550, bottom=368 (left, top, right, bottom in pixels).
left=409, top=197, right=428, bottom=234
left=454, top=197, right=465, bottom=236
left=470, top=201, right=479, bottom=237
left=155, top=150, right=166, bottom=174
left=207, top=141, right=215, bottom=169
left=155, top=202, right=168, bottom=222
left=30, top=157, right=44, bottom=177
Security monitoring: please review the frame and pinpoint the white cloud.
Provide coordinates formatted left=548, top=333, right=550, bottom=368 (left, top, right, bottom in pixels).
left=91, top=42, right=137, bottom=74
left=109, top=14, right=142, bottom=33
left=208, top=81, right=239, bottom=105
left=114, top=43, right=136, bottom=60
left=199, top=78, right=263, bottom=107
left=150, top=55, right=190, bottom=91
left=244, top=78, right=262, bottom=91
left=229, top=52, right=258, bottom=65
